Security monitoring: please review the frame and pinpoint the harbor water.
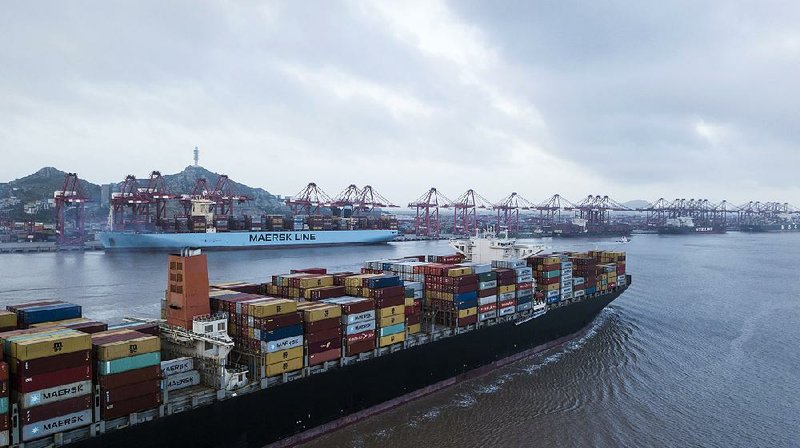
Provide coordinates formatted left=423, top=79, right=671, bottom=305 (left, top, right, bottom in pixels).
left=0, top=233, right=798, bottom=447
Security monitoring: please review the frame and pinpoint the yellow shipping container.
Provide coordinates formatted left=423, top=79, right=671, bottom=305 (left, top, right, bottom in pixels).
left=11, top=331, right=91, bottom=361
left=95, top=336, right=161, bottom=361
left=498, top=285, right=516, bottom=294
left=379, top=313, right=404, bottom=327
left=298, top=275, right=334, bottom=289
left=303, top=305, right=342, bottom=322
left=404, top=297, right=415, bottom=307
left=264, top=346, right=303, bottom=365
left=249, top=299, right=297, bottom=318
left=407, top=323, right=421, bottom=334
left=379, top=306, right=404, bottom=318
left=447, top=267, right=473, bottom=277
left=543, top=283, right=560, bottom=291
left=458, top=307, right=477, bottom=318
left=379, top=332, right=405, bottom=347
left=0, top=310, right=17, bottom=329
left=266, top=357, right=304, bottom=377
left=29, top=317, right=90, bottom=328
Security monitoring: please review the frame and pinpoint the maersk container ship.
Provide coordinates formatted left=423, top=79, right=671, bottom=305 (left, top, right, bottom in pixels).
left=99, top=198, right=398, bottom=250
left=98, top=229, right=399, bottom=250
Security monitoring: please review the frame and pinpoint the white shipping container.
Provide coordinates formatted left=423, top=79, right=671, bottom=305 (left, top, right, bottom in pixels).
left=17, top=380, right=92, bottom=408
left=514, top=267, right=533, bottom=277
left=516, top=274, right=533, bottom=283
left=492, top=259, right=526, bottom=269
left=617, top=275, right=626, bottom=284
left=478, top=295, right=498, bottom=306
left=516, top=302, right=533, bottom=312
left=264, top=335, right=304, bottom=353
left=561, top=261, right=573, bottom=268
left=479, top=311, right=497, bottom=321
left=346, top=320, right=376, bottom=335
left=0, top=430, right=8, bottom=447
left=161, top=357, right=194, bottom=377
left=479, top=280, right=498, bottom=290
left=573, top=277, right=585, bottom=285
left=404, top=281, right=423, bottom=291
left=498, top=291, right=515, bottom=301
left=342, top=310, right=376, bottom=325
left=164, top=370, right=201, bottom=391
left=574, top=290, right=586, bottom=298
left=498, top=306, right=516, bottom=317
left=562, top=292, right=574, bottom=300
left=546, top=290, right=560, bottom=298
left=22, top=409, right=93, bottom=442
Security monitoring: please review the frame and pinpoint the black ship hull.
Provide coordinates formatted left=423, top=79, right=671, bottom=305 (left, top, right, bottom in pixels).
left=657, top=225, right=726, bottom=235
left=70, top=285, right=629, bottom=448
left=740, top=223, right=800, bottom=232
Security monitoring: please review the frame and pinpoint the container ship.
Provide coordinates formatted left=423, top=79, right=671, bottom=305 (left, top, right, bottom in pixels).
left=99, top=198, right=398, bottom=250
left=739, top=222, right=800, bottom=232
left=0, top=237, right=630, bottom=448
left=657, top=217, right=726, bottom=235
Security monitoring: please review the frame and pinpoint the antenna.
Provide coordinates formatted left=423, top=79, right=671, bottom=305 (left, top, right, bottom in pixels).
left=194, top=146, right=199, bottom=167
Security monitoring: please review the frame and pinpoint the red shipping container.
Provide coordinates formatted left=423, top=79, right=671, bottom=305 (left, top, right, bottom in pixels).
left=305, top=326, right=342, bottom=344
left=1, top=379, right=7, bottom=397
left=404, top=314, right=420, bottom=326
left=0, top=414, right=8, bottom=431
left=0, top=361, right=7, bottom=381
left=14, top=350, right=92, bottom=377
left=308, top=285, right=346, bottom=300
left=345, top=339, right=374, bottom=356
left=458, top=314, right=478, bottom=326
left=345, top=330, right=375, bottom=345
left=68, top=321, right=109, bottom=334
left=478, top=303, right=497, bottom=313
left=308, top=348, right=341, bottom=366
left=536, top=276, right=560, bottom=285
left=258, top=312, right=303, bottom=331
left=91, top=330, right=151, bottom=346
left=304, top=317, right=340, bottom=333
left=336, top=299, right=374, bottom=315
left=404, top=303, right=422, bottom=317
left=16, top=364, right=92, bottom=393
left=101, top=392, right=161, bottom=420
left=516, top=282, right=533, bottom=290
left=290, top=267, right=327, bottom=275
left=101, top=380, right=161, bottom=407
left=307, top=337, right=341, bottom=356
left=371, top=285, right=404, bottom=299
left=478, top=288, right=497, bottom=298
left=21, top=395, right=92, bottom=425
left=97, top=366, right=161, bottom=390
left=375, top=295, right=404, bottom=308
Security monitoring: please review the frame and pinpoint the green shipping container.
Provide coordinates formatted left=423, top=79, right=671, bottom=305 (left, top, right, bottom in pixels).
left=477, top=272, right=497, bottom=282
left=540, top=270, right=561, bottom=279
left=97, top=351, right=161, bottom=375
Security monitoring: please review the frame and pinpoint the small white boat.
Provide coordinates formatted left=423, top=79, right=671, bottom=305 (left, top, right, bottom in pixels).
left=616, top=236, right=630, bottom=243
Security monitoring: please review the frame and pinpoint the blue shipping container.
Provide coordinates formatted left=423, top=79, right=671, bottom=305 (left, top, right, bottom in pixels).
left=454, top=291, right=478, bottom=303
left=366, top=275, right=402, bottom=289
left=260, top=324, right=303, bottom=342
left=19, top=303, right=82, bottom=325
left=378, top=323, right=405, bottom=337
left=585, top=286, right=597, bottom=295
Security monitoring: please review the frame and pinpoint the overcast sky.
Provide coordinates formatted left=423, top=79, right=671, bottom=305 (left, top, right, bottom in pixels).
left=2, top=1, right=799, bottom=205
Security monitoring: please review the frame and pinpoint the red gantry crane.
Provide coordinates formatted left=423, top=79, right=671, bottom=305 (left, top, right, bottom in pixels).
left=54, top=173, right=88, bottom=246
left=494, top=192, right=536, bottom=236
left=286, top=182, right=333, bottom=217
left=141, top=171, right=175, bottom=230
left=444, top=189, right=493, bottom=236
left=408, top=188, right=451, bottom=238
left=111, top=175, right=149, bottom=231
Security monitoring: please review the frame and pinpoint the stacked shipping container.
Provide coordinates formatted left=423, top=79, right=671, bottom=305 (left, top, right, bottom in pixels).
left=297, top=303, right=342, bottom=367
left=92, top=329, right=162, bottom=420
left=0, top=326, right=92, bottom=442
left=321, top=297, right=375, bottom=357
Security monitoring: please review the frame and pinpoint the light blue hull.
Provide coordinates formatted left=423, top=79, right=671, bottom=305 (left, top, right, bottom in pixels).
left=98, top=229, right=399, bottom=251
